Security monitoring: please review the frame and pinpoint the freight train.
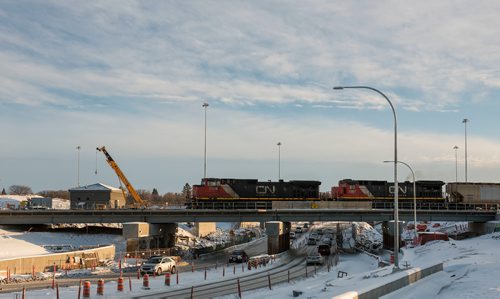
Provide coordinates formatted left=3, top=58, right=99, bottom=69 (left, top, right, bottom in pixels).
left=190, top=177, right=500, bottom=210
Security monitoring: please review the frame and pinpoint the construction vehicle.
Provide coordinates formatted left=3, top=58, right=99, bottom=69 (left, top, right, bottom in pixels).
left=96, top=146, right=145, bottom=207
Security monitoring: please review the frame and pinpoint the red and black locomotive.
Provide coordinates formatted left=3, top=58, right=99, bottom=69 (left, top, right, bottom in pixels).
left=191, top=178, right=321, bottom=209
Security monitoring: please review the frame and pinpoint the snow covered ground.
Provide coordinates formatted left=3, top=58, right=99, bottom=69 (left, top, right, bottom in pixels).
left=0, top=226, right=126, bottom=259
left=1, top=222, right=499, bottom=298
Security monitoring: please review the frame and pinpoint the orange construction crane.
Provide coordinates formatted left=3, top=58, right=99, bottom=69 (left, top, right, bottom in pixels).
left=96, top=146, right=145, bottom=207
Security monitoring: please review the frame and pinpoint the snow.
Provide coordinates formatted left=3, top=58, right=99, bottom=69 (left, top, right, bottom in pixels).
left=1, top=222, right=500, bottom=298
left=0, top=226, right=125, bottom=259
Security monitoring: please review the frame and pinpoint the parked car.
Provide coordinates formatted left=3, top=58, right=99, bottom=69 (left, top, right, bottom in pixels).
left=140, top=256, right=176, bottom=275
left=316, top=228, right=324, bottom=235
left=306, top=254, right=325, bottom=265
left=295, top=226, right=303, bottom=233
left=307, top=238, right=317, bottom=245
left=318, top=244, right=331, bottom=256
left=229, top=250, right=249, bottom=263
left=290, top=232, right=296, bottom=239
left=310, top=232, right=318, bottom=240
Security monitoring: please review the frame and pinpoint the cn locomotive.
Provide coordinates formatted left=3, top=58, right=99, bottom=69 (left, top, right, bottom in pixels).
left=332, top=179, right=445, bottom=208
left=190, top=178, right=321, bottom=209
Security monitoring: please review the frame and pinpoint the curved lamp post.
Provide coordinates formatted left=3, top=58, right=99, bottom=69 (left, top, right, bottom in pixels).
left=334, top=86, right=400, bottom=270
left=384, top=160, right=417, bottom=242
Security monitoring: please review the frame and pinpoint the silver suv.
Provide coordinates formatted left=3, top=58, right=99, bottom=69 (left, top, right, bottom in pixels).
left=140, top=256, right=176, bottom=275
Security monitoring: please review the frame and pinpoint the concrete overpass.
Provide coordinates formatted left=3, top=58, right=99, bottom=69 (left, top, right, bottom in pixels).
left=0, top=208, right=496, bottom=225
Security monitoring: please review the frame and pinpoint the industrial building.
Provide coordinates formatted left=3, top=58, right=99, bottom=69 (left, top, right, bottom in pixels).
left=69, top=183, right=126, bottom=209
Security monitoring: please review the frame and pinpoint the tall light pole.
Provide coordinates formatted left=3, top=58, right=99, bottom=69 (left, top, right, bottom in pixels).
left=384, top=160, right=417, bottom=242
left=453, top=145, right=459, bottom=182
left=203, top=103, right=209, bottom=179
left=334, top=85, right=400, bottom=270
left=277, top=142, right=282, bottom=180
left=462, top=119, right=469, bottom=182
left=76, top=146, right=81, bottom=187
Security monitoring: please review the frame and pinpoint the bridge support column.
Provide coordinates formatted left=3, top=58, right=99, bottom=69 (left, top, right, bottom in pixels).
left=123, top=222, right=177, bottom=252
left=265, top=221, right=290, bottom=255
left=382, top=221, right=404, bottom=251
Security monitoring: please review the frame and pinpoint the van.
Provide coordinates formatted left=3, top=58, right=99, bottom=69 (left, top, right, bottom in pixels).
left=318, top=244, right=331, bottom=256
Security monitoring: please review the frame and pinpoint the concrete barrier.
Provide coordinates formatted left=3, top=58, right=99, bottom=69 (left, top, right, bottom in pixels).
left=333, top=263, right=443, bottom=299
left=0, top=245, right=115, bottom=274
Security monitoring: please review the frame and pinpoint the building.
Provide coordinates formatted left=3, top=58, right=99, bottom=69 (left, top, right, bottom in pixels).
left=30, top=197, right=70, bottom=209
left=69, top=183, right=126, bottom=209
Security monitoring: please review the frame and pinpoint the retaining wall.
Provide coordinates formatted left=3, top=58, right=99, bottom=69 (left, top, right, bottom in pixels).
left=333, top=263, right=443, bottom=299
left=0, top=245, right=115, bottom=275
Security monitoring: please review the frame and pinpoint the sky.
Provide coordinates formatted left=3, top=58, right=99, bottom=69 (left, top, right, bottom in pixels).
left=1, top=1, right=500, bottom=193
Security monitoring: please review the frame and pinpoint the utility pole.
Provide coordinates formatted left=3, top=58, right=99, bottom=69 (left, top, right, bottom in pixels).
left=203, top=103, right=209, bottom=179
left=462, top=119, right=469, bottom=182
left=76, top=146, right=81, bottom=187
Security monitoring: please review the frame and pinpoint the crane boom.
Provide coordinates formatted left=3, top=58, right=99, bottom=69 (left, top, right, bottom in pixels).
left=96, top=146, right=145, bottom=206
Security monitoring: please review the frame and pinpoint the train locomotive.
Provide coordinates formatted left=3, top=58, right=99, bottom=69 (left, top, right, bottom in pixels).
left=332, top=179, right=445, bottom=208
left=190, top=178, right=321, bottom=209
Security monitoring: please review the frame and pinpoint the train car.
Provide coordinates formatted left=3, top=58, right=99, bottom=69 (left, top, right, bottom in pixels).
left=191, top=178, right=321, bottom=209
left=447, top=182, right=500, bottom=208
left=332, top=179, right=445, bottom=208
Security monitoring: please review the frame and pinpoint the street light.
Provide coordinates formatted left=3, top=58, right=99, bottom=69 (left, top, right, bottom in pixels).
left=76, top=146, right=81, bottom=187
left=334, top=85, right=400, bottom=270
left=203, top=103, right=209, bottom=179
left=462, top=119, right=469, bottom=182
left=453, top=145, right=459, bottom=182
left=384, top=160, right=417, bottom=242
left=277, top=142, right=282, bottom=180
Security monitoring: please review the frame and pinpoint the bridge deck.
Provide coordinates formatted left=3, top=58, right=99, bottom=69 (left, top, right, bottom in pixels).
left=0, top=209, right=495, bottom=224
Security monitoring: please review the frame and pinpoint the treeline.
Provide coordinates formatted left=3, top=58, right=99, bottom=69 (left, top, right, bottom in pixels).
left=131, top=183, right=192, bottom=206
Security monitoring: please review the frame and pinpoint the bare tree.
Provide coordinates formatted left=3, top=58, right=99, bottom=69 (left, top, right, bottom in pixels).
left=9, top=185, right=33, bottom=195
left=182, top=183, right=192, bottom=200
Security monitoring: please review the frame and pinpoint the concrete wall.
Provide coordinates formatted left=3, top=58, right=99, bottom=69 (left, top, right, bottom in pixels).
left=0, top=245, right=115, bottom=274
left=333, top=263, right=443, bottom=299
left=194, top=222, right=216, bottom=237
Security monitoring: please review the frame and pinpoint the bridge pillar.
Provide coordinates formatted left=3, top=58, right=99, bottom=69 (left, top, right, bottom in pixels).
left=265, top=221, right=290, bottom=254
left=194, top=222, right=217, bottom=237
left=381, top=221, right=404, bottom=251
left=153, top=223, right=177, bottom=248
left=123, top=222, right=177, bottom=252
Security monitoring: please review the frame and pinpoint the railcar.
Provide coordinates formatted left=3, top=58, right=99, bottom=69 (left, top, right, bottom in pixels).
left=332, top=179, right=445, bottom=208
left=447, top=182, right=500, bottom=209
left=191, top=178, right=321, bottom=209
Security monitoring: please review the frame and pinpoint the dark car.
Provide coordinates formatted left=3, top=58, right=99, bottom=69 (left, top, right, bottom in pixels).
left=318, top=244, right=331, bottom=256
left=229, top=250, right=249, bottom=263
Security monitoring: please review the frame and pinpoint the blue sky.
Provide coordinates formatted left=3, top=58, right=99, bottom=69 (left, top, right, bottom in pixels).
left=1, top=1, right=500, bottom=193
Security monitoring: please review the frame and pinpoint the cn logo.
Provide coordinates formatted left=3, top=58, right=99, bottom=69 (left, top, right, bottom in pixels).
left=256, top=186, right=275, bottom=195
left=389, top=186, right=407, bottom=195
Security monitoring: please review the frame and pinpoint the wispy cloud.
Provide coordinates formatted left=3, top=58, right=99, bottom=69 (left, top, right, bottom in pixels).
left=1, top=1, right=500, bottom=191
